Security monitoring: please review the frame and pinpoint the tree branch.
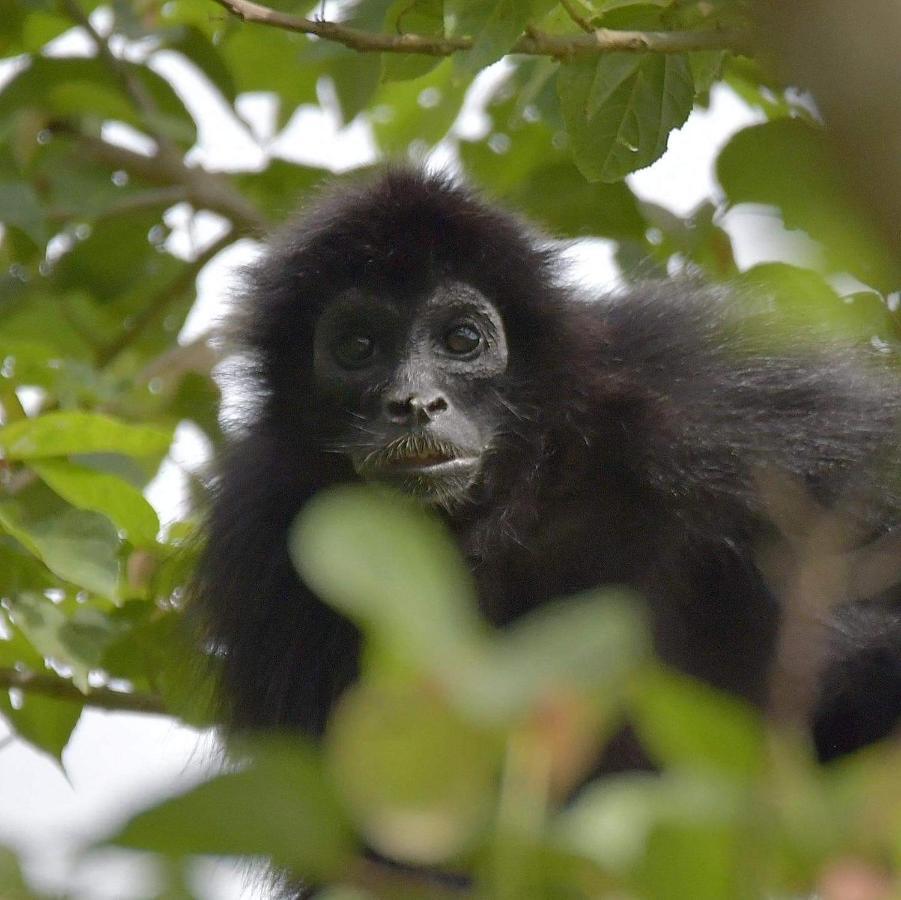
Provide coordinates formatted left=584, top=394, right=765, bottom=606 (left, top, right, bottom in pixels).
left=0, top=667, right=166, bottom=715
left=210, top=0, right=752, bottom=58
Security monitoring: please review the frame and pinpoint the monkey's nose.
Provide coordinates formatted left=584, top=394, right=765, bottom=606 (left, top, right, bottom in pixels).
left=384, top=394, right=447, bottom=425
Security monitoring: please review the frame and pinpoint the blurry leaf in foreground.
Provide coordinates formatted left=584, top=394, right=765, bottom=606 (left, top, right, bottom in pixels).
left=557, top=771, right=746, bottom=878
left=292, top=486, right=647, bottom=724
left=630, top=669, right=766, bottom=779
left=0, top=846, right=36, bottom=899
left=101, top=737, right=354, bottom=880
left=327, top=680, right=497, bottom=864
left=290, top=485, right=485, bottom=676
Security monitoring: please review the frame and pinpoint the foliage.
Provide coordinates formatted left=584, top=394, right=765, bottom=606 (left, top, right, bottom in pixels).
left=0, top=0, right=898, bottom=897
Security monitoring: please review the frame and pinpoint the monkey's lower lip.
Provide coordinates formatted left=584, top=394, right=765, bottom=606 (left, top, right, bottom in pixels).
left=378, top=455, right=478, bottom=475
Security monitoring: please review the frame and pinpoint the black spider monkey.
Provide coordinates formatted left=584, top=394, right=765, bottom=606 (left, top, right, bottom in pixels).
left=194, top=168, right=900, bottom=785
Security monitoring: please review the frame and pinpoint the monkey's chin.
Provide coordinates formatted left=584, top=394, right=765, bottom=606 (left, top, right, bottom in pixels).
left=362, top=457, right=481, bottom=509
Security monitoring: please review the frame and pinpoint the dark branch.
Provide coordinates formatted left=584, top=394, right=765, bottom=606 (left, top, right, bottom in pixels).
left=0, top=667, right=167, bottom=715
left=210, top=0, right=751, bottom=59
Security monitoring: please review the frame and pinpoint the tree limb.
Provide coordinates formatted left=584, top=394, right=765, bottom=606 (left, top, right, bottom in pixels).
left=210, top=0, right=752, bottom=59
left=0, top=667, right=166, bottom=715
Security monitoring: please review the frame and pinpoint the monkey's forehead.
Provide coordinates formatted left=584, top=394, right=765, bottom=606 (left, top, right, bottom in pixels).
left=326, top=281, right=493, bottom=314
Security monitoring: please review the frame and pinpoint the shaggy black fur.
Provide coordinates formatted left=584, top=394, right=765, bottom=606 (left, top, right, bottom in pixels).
left=194, top=168, right=900, bottom=776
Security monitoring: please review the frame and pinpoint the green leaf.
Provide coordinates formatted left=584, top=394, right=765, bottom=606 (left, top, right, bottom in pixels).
left=0, top=411, right=172, bottom=460
left=290, top=485, right=484, bottom=672
left=474, top=591, right=648, bottom=719
left=5, top=593, right=124, bottom=690
left=0, top=690, right=82, bottom=764
left=0, top=56, right=196, bottom=145
left=0, top=845, right=35, bottom=900
left=234, top=161, right=329, bottom=221
left=455, top=0, right=555, bottom=74
left=558, top=52, right=694, bottom=182
left=327, top=681, right=496, bottom=863
left=0, top=503, right=120, bottom=599
left=557, top=770, right=747, bottom=879
left=630, top=669, right=765, bottom=779
left=163, top=25, right=237, bottom=104
left=0, top=182, right=45, bottom=247
left=103, top=737, right=354, bottom=879
left=30, top=458, right=160, bottom=547
left=372, top=59, right=465, bottom=154
left=382, top=0, right=444, bottom=82
left=717, top=120, right=899, bottom=290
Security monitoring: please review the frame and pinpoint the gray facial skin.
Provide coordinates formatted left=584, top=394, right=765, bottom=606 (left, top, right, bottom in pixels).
left=312, top=282, right=509, bottom=508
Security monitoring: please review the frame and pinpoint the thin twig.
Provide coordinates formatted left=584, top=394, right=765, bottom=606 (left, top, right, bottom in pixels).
left=0, top=667, right=166, bottom=715
left=559, top=0, right=594, bottom=34
left=210, top=0, right=751, bottom=59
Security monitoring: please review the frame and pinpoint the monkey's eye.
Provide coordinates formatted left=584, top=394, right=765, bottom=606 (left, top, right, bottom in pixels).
left=444, top=323, right=481, bottom=356
left=334, top=333, right=375, bottom=367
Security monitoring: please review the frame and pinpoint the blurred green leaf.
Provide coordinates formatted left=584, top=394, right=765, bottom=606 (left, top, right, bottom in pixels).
left=291, top=485, right=484, bottom=672
left=0, top=411, right=172, bottom=460
left=372, top=59, right=464, bottom=153
left=558, top=52, right=694, bottom=182
left=0, top=182, right=45, bottom=248
left=717, top=120, right=899, bottom=290
left=558, top=771, right=747, bottom=880
left=0, top=845, right=37, bottom=899
left=104, top=737, right=354, bottom=879
left=630, top=669, right=765, bottom=779
left=0, top=691, right=82, bottom=764
left=327, top=680, right=497, bottom=863
left=0, top=57, right=196, bottom=145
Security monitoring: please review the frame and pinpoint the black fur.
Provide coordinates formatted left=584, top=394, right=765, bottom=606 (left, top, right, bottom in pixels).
left=194, top=168, right=900, bottom=770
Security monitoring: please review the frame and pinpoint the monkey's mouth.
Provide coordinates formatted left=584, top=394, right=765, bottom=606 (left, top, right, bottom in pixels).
left=354, top=436, right=477, bottom=478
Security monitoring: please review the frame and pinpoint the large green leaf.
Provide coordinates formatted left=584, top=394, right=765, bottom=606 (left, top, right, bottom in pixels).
left=104, top=738, right=354, bottom=879
left=0, top=56, right=196, bottom=145
left=291, top=485, right=484, bottom=671
left=0, top=411, right=172, bottom=460
left=30, top=458, right=160, bottom=547
left=558, top=52, right=694, bottom=182
left=717, top=120, right=899, bottom=291
left=0, top=504, right=119, bottom=599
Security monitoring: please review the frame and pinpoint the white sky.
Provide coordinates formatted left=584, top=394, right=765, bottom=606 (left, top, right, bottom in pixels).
left=0, top=12, right=832, bottom=897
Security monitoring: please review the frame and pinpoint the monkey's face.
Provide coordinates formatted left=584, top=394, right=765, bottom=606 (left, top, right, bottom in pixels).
left=312, top=282, right=509, bottom=508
